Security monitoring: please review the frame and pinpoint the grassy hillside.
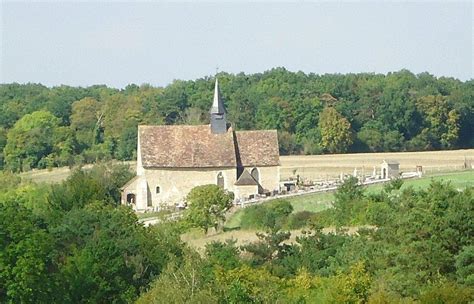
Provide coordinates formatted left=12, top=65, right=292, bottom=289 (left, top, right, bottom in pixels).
left=224, top=170, right=474, bottom=230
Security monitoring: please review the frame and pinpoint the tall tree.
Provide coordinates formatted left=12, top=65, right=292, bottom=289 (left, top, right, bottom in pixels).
left=70, top=97, right=103, bottom=149
left=318, top=107, right=353, bottom=153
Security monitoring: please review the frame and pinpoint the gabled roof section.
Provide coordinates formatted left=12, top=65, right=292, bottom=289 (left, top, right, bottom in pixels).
left=235, top=130, right=280, bottom=167
left=383, top=159, right=400, bottom=165
left=120, top=175, right=140, bottom=190
left=234, top=169, right=258, bottom=186
left=139, top=125, right=237, bottom=168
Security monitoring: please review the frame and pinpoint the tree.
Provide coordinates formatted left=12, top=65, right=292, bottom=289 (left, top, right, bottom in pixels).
left=70, top=97, right=103, bottom=149
left=180, top=107, right=204, bottom=125
left=3, top=111, right=62, bottom=172
left=0, top=127, right=6, bottom=169
left=319, top=107, right=353, bottom=153
left=416, top=95, right=460, bottom=148
left=184, top=185, right=234, bottom=233
left=357, top=127, right=383, bottom=152
left=332, top=176, right=365, bottom=225
left=241, top=229, right=292, bottom=265
left=0, top=202, right=57, bottom=303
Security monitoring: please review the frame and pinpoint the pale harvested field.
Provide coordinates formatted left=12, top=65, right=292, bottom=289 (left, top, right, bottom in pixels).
left=280, top=149, right=474, bottom=181
left=183, top=226, right=373, bottom=252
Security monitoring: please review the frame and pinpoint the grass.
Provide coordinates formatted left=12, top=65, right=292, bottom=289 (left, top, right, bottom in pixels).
left=136, top=211, right=164, bottom=220
left=19, top=167, right=73, bottom=184
left=365, top=170, right=474, bottom=194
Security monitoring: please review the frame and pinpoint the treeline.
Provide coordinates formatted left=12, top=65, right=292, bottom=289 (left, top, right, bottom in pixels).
left=2, top=165, right=472, bottom=303
left=1, top=68, right=473, bottom=172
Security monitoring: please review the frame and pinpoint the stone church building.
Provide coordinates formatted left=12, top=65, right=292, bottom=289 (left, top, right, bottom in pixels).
left=121, top=79, right=280, bottom=211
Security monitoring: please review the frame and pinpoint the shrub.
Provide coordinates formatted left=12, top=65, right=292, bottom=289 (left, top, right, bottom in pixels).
left=240, top=205, right=271, bottom=230
left=308, top=209, right=334, bottom=227
left=286, top=211, right=315, bottom=229
left=240, top=200, right=294, bottom=230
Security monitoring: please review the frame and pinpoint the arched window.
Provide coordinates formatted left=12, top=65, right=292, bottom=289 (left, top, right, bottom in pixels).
left=217, top=172, right=224, bottom=188
left=156, top=186, right=161, bottom=194
left=251, top=168, right=259, bottom=183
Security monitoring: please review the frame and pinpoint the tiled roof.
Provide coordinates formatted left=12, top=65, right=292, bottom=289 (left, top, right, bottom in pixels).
left=235, top=130, right=280, bottom=167
left=139, top=125, right=280, bottom=168
left=139, top=125, right=236, bottom=168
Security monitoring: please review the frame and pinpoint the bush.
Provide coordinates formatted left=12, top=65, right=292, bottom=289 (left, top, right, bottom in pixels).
left=286, top=211, right=315, bottom=229
left=419, top=281, right=474, bottom=304
left=308, top=209, right=334, bottom=227
left=240, top=200, right=293, bottom=230
left=240, top=205, right=271, bottom=230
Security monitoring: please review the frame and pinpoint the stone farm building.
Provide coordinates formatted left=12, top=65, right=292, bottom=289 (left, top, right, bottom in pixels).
left=121, top=79, right=280, bottom=211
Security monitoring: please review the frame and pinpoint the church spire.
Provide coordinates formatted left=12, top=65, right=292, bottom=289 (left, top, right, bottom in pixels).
left=210, top=78, right=225, bottom=114
left=210, top=77, right=227, bottom=134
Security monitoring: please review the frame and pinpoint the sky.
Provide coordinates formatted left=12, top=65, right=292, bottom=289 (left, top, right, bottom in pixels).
left=1, top=1, right=472, bottom=88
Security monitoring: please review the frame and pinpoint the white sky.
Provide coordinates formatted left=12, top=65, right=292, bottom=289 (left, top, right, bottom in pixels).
left=1, top=1, right=472, bottom=88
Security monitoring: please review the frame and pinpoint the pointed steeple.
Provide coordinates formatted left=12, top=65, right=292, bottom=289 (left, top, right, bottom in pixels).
left=210, top=77, right=227, bottom=134
left=210, top=78, right=225, bottom=114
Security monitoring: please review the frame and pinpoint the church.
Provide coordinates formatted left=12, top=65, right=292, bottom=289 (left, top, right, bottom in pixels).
left=121, top=79, right=280, bottom=211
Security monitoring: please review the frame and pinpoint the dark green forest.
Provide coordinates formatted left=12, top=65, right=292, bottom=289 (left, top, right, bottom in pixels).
left=1, top=68, right=473, bottom=172
left=1, top=167, right=473, bottom=303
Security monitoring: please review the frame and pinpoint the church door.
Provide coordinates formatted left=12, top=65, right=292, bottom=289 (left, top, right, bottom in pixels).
left=126, top=193, right=136, bottom=205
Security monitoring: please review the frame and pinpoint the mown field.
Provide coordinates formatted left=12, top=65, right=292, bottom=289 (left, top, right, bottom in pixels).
left=183, top=170, right=474, bottom=250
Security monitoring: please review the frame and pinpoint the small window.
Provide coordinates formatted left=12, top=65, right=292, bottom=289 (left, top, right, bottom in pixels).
left=217, top=172, right=224, bottom=189
left=156, top=186, right=160, bottom=194
left=251, top=168, right=259, bottom=183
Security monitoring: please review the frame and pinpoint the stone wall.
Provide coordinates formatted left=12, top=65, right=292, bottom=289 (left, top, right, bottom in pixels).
left=255, top=166, right=280, bottom=193
left=234, top=184, right=259, bottom=200
left=143, top=167, right=237, bottom=208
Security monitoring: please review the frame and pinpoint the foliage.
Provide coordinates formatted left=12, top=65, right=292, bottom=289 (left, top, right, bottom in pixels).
left=319, top=106, right=353, bottom=153
left=240, top=199, right=293, bottom=230
left=1, top=70, right=473, bottom=171
left=0, top=201, right=56, bottom=303
left=286, top=210, right=315, bottom=229
left=332, top=176, right=365, bottom=225
left=2, top=171, right=473, bottom=303
left=135, top=253, right=217, bottom=304
left=0, top=163, right=184, bottom=303
left=184, top=185, right=234, bottom=233
left=241, top=228, right=293, bottom=266
left=3, top=111, right=71, bottom=171
left=321, top=261, right=372, bottom=303
left=456, top=246, right=474, bottom=286
left=418, top=281, right=474, bottom=304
